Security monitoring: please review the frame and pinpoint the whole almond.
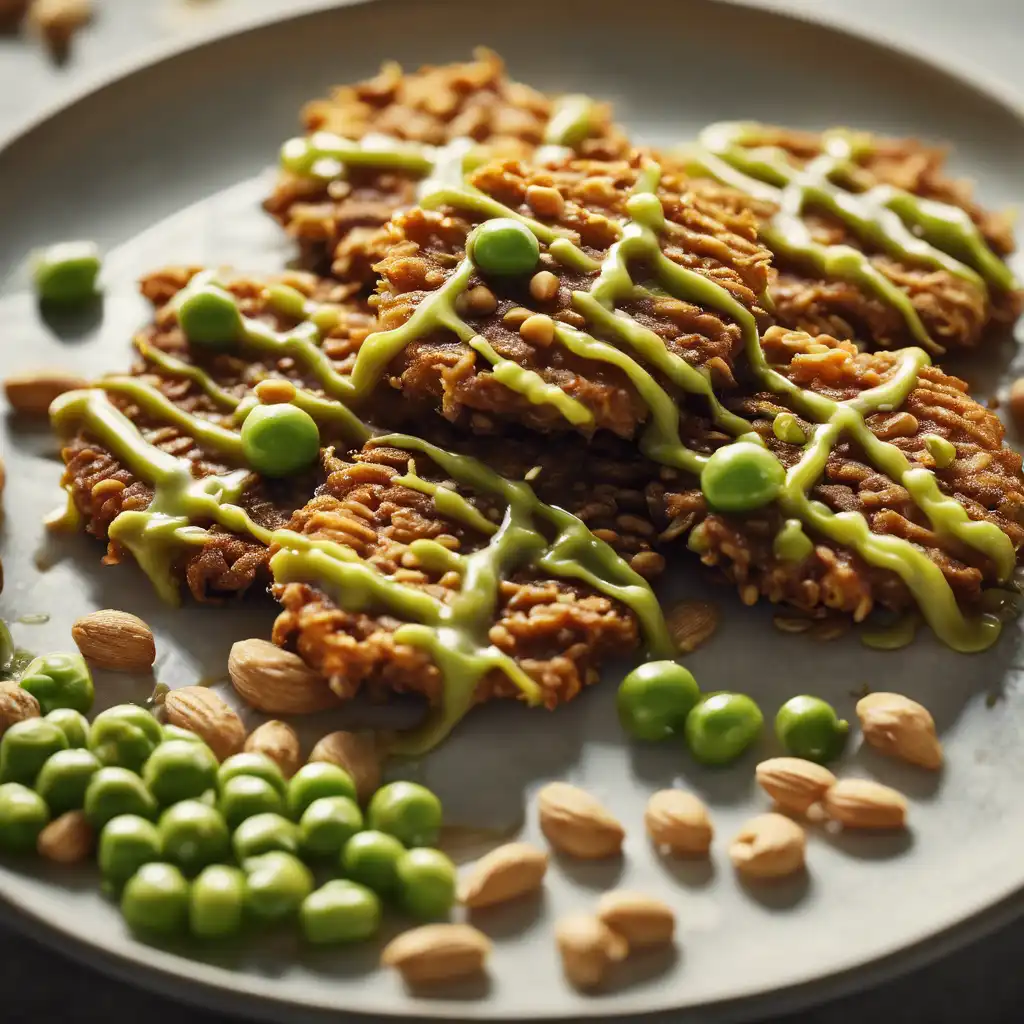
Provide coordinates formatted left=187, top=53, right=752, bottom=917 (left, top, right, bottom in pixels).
left=458, top=842, right=548, bottom=909
left=309, top=730, right=380, bottom=803
left=756, top=758, right=837, bottom=814
left=645, top=789, right=713, bottom=856
left=4, top=370, right=88, bottom=414
left=0, top=680, right=41, bottom=737
left=555, top=914, right=628, bottom=991
left=71, top=609, right=156, bottom=672
left=29, top=0, right=92, bottom=51
left=856, top=692, right=943, bottom=770
left=666, top=599, right=720, bottom=653
left=164, top=686, right=245, bottom=762
left=596, top=890, right=676, bottom=949
left=37, top=810, right=94, bottom=863
left=381, top=923, right=491, bottom=985
left=823, top=778, right=908, bottom=830
left=245, top=720, right=301, bottom=778
left=537, top=782, right=624, bottom=859
left=228, top=639, right=338, bottom=715
left=730, top=813, right=806, bottom=880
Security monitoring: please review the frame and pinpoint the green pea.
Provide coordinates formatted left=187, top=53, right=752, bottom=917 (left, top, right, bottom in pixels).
left=143, top=740, right=219, bottom=806
left=158, top=801, right=230, bottom=876
left=0, top=620, right=14, bottom=672
left=233, top=812, right=299, bottom=861
left=189, top=864, right=246, bottom=939
left=35, top=747, right=101, bottom=814
left=176, top=284, right=244, bottom=349
left=217, top=752, right=286, bottom=797
left=396, top=848, right=457, bottom=920
left=340, top=830, right=405, bottom=896
left=469, top=218, right=540, bottom=277
left=45, top=708, right=90, bottom=748
left=20, top=652, right=94, bottom=715
left=99, top=814, right=161, bottom=888
left=162, top=724, right=203, bottom=744
left=617, top=661, right=701, bottom=741
left=367, top=781, right=442, bottom=847
left=33, top=241, right=101, bottom=306
left=240, top=403, right=320, bottom=478
left=286, top=762, right=357, bottom=818
left=0, top=718, right=68, bottom=785
left=88, top=704, right=162, bottom=772
left=120, top=862, right=190, bottom=936
left=243, top=851, right=313, bottom=923
left=300, top=880, right=381, bottom=944
left=685, top=692, right=764, bottom=766
left=218, top=774, right=284, bottom=829
left=299, top=796, right=363, bottom=860
left=700, top=442, right=786, bottom=513
left=84, top=766, right=158, bottom=829
left=775, top=695, right=849, bottom=764
left=0, top=782, right=49, bottom=853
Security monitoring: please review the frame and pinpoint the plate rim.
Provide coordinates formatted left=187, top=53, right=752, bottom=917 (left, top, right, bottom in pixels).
left=3, top=0, right=1024, bottom=1020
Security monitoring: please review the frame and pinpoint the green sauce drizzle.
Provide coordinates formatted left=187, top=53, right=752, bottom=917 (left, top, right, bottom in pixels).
left=773, top=519, right=814, bottom=563
left=924, top=433, right=956, bottom=469
left=545, top=95, right=595, bottom=147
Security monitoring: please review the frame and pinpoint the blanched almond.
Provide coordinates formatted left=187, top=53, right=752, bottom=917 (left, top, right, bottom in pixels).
left=538, top=782, right=624, bottom=859
left=645, top=789, right=713, bottom=855
left=823, top=778, right=908, bottom=830
left=164, top=686, right=244, bottom=762
left=730, top=813, right=806, bottom=880
left=555, top=914, right=628, bottom=990
left=458, top=842, right=548, bottom=909
left=37, top=810, right=93, bottom=863
left=0, top=680, right=40, bottom=737
left=309, top=730, right=380, bottom=803
left=856, top=692, right=943, bottom=770
left=245, top=720, right=301, bottom=778
left=381, top=923, right=491, bottom=985
left=228, top=639, right=338, bottom=715
left=596, top=890, right=675, bottom=949
left=72, top=609, right=155, bottom=672
left=756, top=757, right=837, bottom=814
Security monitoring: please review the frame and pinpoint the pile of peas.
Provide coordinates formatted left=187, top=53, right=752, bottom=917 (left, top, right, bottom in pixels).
left=616, top=661, right=848, bottom=766
left=0, top=650, right=456, bottom=944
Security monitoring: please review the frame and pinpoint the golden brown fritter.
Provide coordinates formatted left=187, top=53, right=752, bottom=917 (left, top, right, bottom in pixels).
left=372, top=151, right=772, bottom=438
left=270, top=445, right=640, bottom=711
left=263, top=49, right=630, bottom=286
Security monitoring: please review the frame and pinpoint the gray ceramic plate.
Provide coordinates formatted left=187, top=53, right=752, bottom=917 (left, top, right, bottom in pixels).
left=2, top=1, right=1024, bottom=1021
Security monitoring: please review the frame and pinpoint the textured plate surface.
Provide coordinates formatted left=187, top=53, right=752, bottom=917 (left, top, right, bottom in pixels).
left=1, top=1, right=1024, bottom=1020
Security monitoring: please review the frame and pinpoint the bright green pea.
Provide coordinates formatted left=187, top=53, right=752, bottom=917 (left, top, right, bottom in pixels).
left=88, top=704, right=162, bottom=771
left=218, top=775, right=284, bottom=830
left=0, top=782, right=49, bottom=853
left=189, top=864, right=246, bottom=939
left=0, top=620, right=14, bottom=672
left=233, top=812, right=299, bottom=861
left=217, top=752, right=286, bottom=797
left=617, top=661, right=701, bottom=742
left=468, top=218, right=540, bottom=277
left=84, top=766, right=158, bottom=829
left=0, top=718, right=68, bottom=785
left=340, top=830, right=405, bottom=896
left=33, top=241, right=101, bottom=306
left=299, top=796, right=363, bottom=860
left=158, top=800, right=230, bottom=876
left=367, top=781, right=442, bottom=848
left=35, top=747, right=101, bottom=813
left=45, top=708, right=89, bottom=748
left=775, top=695, right=849, bottom=764
left=287, top=762, right=357, bottom=818
left=685, top=692, right=764, bottom=766
left=99, top=814, right=161, bottom=888
left=700, top=442, right=786, bottom=513
left=300, top=880, right=381, bottom=944
left=240, top=403, right=320, bottom=478
left=176, top=284, right=244, bottom=349
left=20, top=652, right=94, bottom=715
left=120, top=863, right=190, bottom=936
left=243, top=851, right=313, bottom=923
left=396, top=847, right=457, bottom=920
left=143, top=740, right=219, bottom=806
left=162, top=724, right=203, bottom=744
